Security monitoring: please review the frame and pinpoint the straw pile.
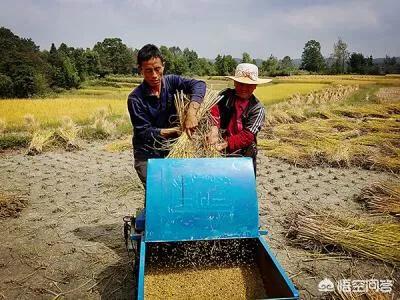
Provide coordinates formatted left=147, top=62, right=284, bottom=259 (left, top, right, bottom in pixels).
left=287, top=213, right=400, bottom=266
left=56, top=116, right=81, bottom=150
left=165, top=89, right=223, bottom=158
left=376, top=87, right=400, bottom=103
left=27, top=129, right=54, bottom=155
left=259, top=101, right=400, bottom=171
left=357, top=181, right=400, bottom=218
left=266, top=85, right=359, bottom=127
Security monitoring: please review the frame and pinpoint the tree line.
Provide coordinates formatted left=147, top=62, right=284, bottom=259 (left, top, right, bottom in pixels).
left=0, top=27, right=399, bottom=98
left=300, top=38, right=400, bottom=75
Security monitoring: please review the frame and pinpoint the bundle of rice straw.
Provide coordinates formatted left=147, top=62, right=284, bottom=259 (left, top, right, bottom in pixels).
left=357, top=181, right=400, bottom=218
left=287, top=213, right=400, bottom=266
left=27, top=129, right=54, bottom=155
left=166, top=89, right=223, bottom=158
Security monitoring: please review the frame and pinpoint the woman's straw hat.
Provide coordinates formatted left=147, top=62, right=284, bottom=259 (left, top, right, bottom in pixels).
left=226, top=63, right=272, bottom=85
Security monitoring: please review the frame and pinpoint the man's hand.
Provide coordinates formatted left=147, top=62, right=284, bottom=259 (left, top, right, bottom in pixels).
left=184, top=101, right=200, bottom=138
left=160, top=127, right=181, bottom=138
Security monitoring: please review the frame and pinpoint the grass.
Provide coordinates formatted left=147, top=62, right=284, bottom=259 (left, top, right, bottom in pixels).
left=0, top=132, right=31, bottom=150
left=104, top=137, right=132, bottom=152
left=342, top=84, right=380, bottom=105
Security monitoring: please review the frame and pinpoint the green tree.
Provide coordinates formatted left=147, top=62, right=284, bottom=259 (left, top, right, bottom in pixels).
left=301, top=40, right=325, bottom=73
left=0, top=27, right=49, bottom=97
left=160, top=46, right=194, bottom=75
left=197, top=58, right=216, bottom=76
left=364, top=55, right=380, bottom=75
left=241, top=52, right=252, bottom=63
left=62, top=56, right=80, bottom=88
left=93, top=38, right=135, bottom=74
left=0, top=73, right=13, bottom=97
left=383, top=55, right=399, bottom=74
left=215, top=54, right=237, bottom=75
left=330, top=38, right=349, bottom=74
left=279, top=56, right=296, bottom=75
left=349, top=52, right=366, bottom=74
left=173, top=55, right=189, bottom=75
left=13, top=66, right=36, bottom=97
left=48, top=43, right=60, bottom=66
left=384, top=55, right=397, bottom=66
left=70, top=48, right=88, bottom=79
left=260, top=55, right=279, bottom=76
left=169, top=46, right=182, bottom=56
left=58, top=42, right=74, bottom=57
left=183, top=48, right=199, bottom=75
left=84, top=49, right=101, bottom=76
left=159, top=46, right=174, bottom=74
left=43, top=42, right=81, bottom=89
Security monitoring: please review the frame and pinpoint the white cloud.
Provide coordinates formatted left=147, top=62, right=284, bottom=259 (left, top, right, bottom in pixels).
left=55, top=0, right=103, bottom=3
left=283, top=2, right=379, bottom=30
left=0, top=0, right=398, bottom=58
left=225, top=23, right=262, bottom=43
left=126, top=0, right=192, bottom=17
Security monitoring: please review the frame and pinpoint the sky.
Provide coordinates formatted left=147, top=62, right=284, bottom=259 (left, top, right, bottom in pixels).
left=0, top=0, right=399, bottom=59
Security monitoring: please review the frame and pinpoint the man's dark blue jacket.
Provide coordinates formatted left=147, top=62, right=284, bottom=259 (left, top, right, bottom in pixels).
left=127, top=75, right=206, bottom=159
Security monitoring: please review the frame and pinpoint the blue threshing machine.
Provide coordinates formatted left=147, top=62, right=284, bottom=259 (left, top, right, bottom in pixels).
left=123, top=157, right=299, bottom=299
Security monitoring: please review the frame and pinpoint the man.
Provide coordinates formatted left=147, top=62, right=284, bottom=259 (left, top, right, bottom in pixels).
left=127, top=44, right=206, bottom=186
left=210, top=63, right=271, bottom=175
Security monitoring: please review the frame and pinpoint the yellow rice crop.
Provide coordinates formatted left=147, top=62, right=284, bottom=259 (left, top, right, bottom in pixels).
left=0, top=98, right=127, bottom=129
left=275, top=74, right=400, bottom=86
left=255, top=82, right=329, bottom=106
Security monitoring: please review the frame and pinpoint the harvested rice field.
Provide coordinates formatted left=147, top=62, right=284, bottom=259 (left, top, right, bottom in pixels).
left=1, top=145, right=398, bottom=299
left=0, top=75, right=399, bottom=299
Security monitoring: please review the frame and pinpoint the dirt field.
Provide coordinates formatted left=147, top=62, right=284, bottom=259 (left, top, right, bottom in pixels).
left=0, top=142, right=398, bottom=299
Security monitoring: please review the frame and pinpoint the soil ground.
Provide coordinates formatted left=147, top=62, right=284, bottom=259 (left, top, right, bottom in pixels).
left=0, top=142, right=398, bottom=299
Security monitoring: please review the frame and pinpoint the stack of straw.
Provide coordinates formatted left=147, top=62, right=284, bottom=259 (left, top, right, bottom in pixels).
left=166, top=89, right=223, bottom=158
left=287, top=213, right=400, bottom=266
left=357, top=181, right=400, bottom=218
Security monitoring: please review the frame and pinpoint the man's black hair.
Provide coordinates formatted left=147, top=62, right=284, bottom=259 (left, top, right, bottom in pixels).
left=137, top=44, right=164, bottom=68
